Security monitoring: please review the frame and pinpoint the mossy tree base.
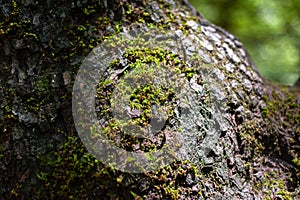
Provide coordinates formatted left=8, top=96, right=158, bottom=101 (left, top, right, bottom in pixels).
left=0, top=0, right=299, bottom=199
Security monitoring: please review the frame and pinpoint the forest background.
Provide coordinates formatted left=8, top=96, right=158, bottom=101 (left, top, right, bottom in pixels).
left=190, top=0, right=300, bottom=86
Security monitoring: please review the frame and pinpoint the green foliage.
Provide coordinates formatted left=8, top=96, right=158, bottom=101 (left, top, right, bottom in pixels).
left=189, top=0, right=300, bottom=85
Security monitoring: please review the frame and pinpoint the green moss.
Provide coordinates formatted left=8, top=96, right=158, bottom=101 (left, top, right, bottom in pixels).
left=254, top=171, right=294, bottom=200
left=36, top=136, right=110, bottom=199
left=125, top=4, right=133, bottom=15
left=36, top=77, right=49, bottom=94
left=83, top=5, right=97, bottom=16
left=4, top=0, right=299, bottom=198
left=36, top=136, right=202, bottom=199
left=94, top=45, right=197, bottom=152
left=261, top=88, right=300, bottom=163
left=239, top=118, right=267, bottom=159
left=0, top=145, right=3, bottom=160
left=126, top=83, right=174, bottom=126
left=0, top=1, right=209, bottom=198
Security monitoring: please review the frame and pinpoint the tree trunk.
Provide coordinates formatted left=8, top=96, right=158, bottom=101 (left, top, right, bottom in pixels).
left=0, top=0, right=299, bottom=199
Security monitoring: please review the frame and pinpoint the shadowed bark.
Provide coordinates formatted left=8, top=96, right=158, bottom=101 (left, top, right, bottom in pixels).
left=0, top=0, right=299, bottom=199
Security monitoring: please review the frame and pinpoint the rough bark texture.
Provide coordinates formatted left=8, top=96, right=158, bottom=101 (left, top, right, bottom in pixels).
left=0, top=0, right=299, bottom=199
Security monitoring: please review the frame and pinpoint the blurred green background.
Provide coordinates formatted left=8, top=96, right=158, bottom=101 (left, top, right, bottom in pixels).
left=189, top=0, right=300, bottom=86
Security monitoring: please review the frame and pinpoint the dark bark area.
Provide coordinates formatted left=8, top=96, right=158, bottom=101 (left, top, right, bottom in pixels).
left=0, top=0, right=299, bottom=199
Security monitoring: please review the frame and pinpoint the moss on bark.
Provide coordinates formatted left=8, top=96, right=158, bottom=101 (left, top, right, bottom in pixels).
left=0, top=0, right=299, bottom=199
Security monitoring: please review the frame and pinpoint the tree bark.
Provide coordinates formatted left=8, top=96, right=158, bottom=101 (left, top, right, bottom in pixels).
left=0, top=0, right=299, bottom=199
